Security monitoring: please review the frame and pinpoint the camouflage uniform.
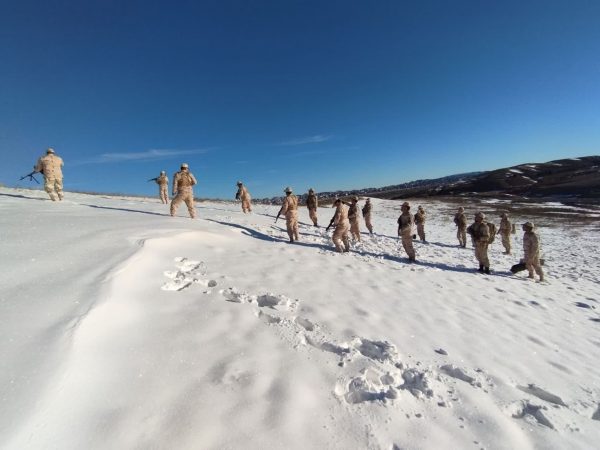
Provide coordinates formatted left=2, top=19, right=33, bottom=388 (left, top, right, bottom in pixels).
left=156, top=172, right=169, bottom=204
left=362, top=198, right=373, bottom=234
left=330, top=200, right=350, bottom=252
left=397, top=202, right=416, bottom=261
left=414, top=206, right=426, bottom=242
left=34, top=148, right=64, bottom=201
left=498, top=213, right=512, bottom=254
left=522, top=222, right=544, bottom=281
left=278, top=188, right=299, bottom=242
left=454, top=207, right=467, bottom=247
left=170, top=164, right=197, bottom=218
left=306, top=189, right=318, bottom=226
left=236, top=182, right=252, bottom=213
left=467, top=212, right=490, bottom=273
left=345, top=197, right=361, bottom=242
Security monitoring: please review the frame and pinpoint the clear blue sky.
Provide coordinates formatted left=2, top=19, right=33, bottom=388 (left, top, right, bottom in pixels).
left=1, top=0, right=599, bottom=198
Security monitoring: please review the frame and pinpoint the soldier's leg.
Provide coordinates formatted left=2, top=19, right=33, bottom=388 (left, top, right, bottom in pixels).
left=534, top=258, right=544, bottom=281
left=183, top=192, right=196, bottom=218
left=44, top=177, right=58, bottom=201
left=417, top=224, right=425, bottom=241
left=351, top=220, right=360, bottom=241
left=285, top=217, right=294, bottom=241
left=481, top=244, right=490, bottom=272
left=292, top=212, right=299, bottom=241
left=332, top=227, right=344, bottom=252
left=55, top=178, right=64, bottom=200
left=309, top=208, right=318, bottom=226
left=365, top=214, right=373, bottom=234
left=170, top=193, right=184, bottom=216
left=342, top=227, right=351, bottom=252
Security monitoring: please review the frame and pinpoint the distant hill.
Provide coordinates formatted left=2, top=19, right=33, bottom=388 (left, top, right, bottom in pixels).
left=259, top=156, right=600, bottom=204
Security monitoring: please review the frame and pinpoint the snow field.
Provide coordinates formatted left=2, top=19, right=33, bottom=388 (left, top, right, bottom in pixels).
left=0, top=187, right=599, bottom=449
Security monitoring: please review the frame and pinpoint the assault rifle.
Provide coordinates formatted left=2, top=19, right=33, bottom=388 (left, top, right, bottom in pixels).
left=325, top=217, right=335, bottom=232
left=19, top=171, right=40, bottom=184
left=147, top=177, right=159, bottom=182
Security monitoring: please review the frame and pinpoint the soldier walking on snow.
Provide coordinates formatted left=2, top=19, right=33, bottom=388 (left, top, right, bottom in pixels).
left=454, top=206, right=467, bottom=247
left=327, top=198, right=350, bottom=253
left=522, top=222, right=544, bottom=282
left=236, top=181, right=252, bottom=213
left=397, top=202, right=416, bottom=262
left=276, top=187, right=299, bottom=243
left=467, top=212, right=491, bottom=274
left=414, top=205, right=426, bottom=242
left=170, top=163, right=197, bottom=218
left=344, top=196, right=361, bottom=242
left=498, top=212, right=512, bottom=254
left=362, top=198, right=373, bottom=234
left=155, top=171, right=169, bottom=204
left=34, top=147, right=64, bottom=201
left=306, top=188, right=318, bottom=226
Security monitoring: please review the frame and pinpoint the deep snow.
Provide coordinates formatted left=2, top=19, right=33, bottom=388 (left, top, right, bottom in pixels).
left=1, top=187, right=599, bottom=450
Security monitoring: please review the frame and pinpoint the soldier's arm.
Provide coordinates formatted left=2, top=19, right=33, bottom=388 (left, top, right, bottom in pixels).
left=172, top=173, right=179, bottom=195
left=190, top=174, right=197, bottom=185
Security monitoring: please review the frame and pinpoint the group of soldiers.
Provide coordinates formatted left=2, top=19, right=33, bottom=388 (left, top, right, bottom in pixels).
left=453, top=206, right=544, bottom=281
left=29, top=149, right=544, bottom=282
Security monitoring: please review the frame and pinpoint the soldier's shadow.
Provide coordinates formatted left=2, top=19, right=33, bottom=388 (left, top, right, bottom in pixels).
left=81, top=204, right=169, bottom=217
left=0, top=193, right=48, bottom=201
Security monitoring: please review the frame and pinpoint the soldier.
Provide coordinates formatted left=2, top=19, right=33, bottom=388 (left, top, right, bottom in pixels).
left=498, top=212, right=512, bottom=254
left=467, top=212, right=491, bottom=274
left=362, top=198, right=373, bottom=234
left=156, top=171, right=169, bottom=204
left=414, top=205, right=426, bottom=242
left=306, top=188, right=318, bottom=226
left=397, top=201, right=416, bottom=262
left=522, top=222, right=544, bottom=281
left=276, top=187, right=299, bottom=243
left=170, top=163, right=197, bottom=218
left=344, top=196, right=361, bottom=242
left=34, top=147, right=64, bottom=201
left=454, top=206, right=467, bottom=247
left=236, top=181, right=252, bottom=213
left=327, top=198, right=350, bottom=252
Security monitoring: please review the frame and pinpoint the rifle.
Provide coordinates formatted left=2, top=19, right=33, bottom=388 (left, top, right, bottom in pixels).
left=325, top=217, right=335, bottom=232
left=275, top=210, right=282, bottom=223
left=19, top=171, right=40, bottom=184
left=147, top=177, right=159, bottom=182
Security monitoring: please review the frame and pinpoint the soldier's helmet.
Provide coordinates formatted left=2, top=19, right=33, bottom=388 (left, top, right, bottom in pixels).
left=522, top=221, right=534, bottom=231
left=181, top=163, right=189, bottom=169
left=352, top=195, right=359, bottom=202
left=418, top=205, right=424, bottom=211
left=475, top=211, right=485, bottom=220
left=500, top=212, right=508, bottom=218
left=308, top=188, right=314, bottom=193
left=237, top=181, right=242, bottom=186
left=366, top=198, right=371, bottom=202
left=284, top=186, right=292, bottom=194
left=458, top=206, right=464, bottom=212
left=160, top=171, right=166, bottom=175
left=332, top=198, right=341, bottom=206
left=46, top=147, right=55, bottom=154
left=401, top=201, right=410, bottom=209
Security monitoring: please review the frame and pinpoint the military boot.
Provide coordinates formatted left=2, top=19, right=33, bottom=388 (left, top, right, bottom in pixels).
left=484, top=267, right=491, bottom=274
left=478, top=265, right=484, bottom=273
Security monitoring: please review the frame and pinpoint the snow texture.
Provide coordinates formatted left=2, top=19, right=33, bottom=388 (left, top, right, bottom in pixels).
left=1, top=187, right=600, bottom=450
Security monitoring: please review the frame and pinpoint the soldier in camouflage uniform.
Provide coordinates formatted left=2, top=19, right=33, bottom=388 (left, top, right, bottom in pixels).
left=497, top=212, right=512, bottom=254
left=156, top=171, right=169, bottom=204
left=236, top=181, right=252, bottom=213
left=306, top=188, right=318, bottom=226
left=277, top=187, right=299, bottom=243
left=328, top=198, right=350, bottom=252
left=344, top=196, right=361, bottom=242
left=522, top=222, right=544, bottom=281
left=414, top=205, right=426, bottom=242
left=34, top=148, right=64, bottom=201
left=362, top=198, right=373, bottom=234
left=397, top=202, right=416, bottom=262
left=170, top=163, right=197, bottom=218
left=467, top=212, right=490, bottom=274
left=454, top=206, right=467, bottom=247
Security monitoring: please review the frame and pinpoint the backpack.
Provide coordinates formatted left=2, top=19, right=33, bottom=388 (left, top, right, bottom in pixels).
left=487, top=222, right=497, bottom=244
